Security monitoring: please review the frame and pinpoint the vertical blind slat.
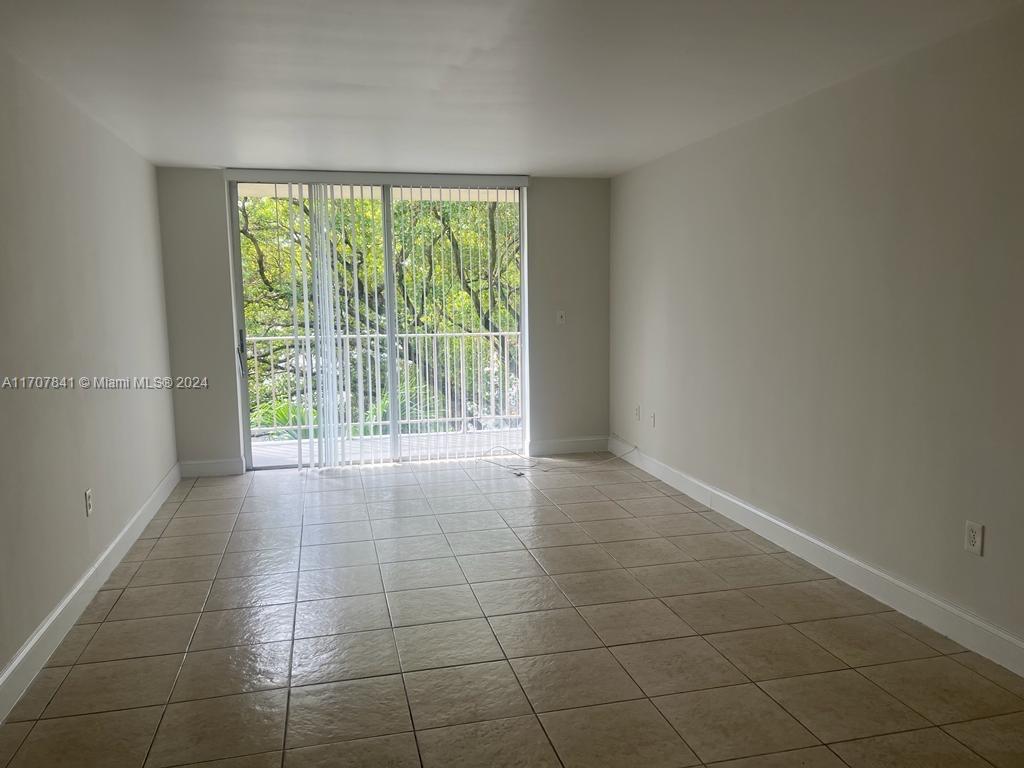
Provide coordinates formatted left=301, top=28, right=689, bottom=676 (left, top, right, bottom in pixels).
left=240, top=181, right=524, bottom=467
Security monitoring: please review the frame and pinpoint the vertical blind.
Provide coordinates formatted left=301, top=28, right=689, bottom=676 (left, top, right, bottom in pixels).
left=236, top=179, right=524, bottom=467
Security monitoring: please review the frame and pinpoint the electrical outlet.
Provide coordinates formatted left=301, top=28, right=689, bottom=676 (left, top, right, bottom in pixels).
left=634, top=405, right=641, bottom=421
left=964, top=520, right=984, bottom=556
left=650, top=411, right=656, bottom=428
left=556, top=310, right=567, bottom=325
left=85, top=489, right=94, bottom=518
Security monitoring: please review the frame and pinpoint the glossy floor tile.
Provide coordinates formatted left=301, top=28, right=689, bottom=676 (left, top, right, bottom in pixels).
left=403, top=660, right=532, bottom=729
left=416, top=715, right=560, bottom=768
left=540, top=699, right=699, bottom=768
left=5, top=455, right=1023, bottom=767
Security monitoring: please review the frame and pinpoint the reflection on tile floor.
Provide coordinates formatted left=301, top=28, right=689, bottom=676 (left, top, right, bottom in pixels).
left=3, top=452, right=1024, bottom=767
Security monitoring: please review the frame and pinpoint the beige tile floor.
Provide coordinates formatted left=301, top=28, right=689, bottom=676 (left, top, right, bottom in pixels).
left=3, top=452, right=1024, bottom=767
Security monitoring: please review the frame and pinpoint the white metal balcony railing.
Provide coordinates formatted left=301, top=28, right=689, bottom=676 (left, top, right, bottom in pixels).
left=246, top=331, right=522, bottom=466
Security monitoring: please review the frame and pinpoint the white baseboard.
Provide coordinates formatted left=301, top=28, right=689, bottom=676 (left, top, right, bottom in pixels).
left=528, top=435, right=611, bottom=456
left=0, top=462, right=182, bottom=721
left=180, top=457, right=245, bottom=477
left=608, top=436, right=1024, bottom=677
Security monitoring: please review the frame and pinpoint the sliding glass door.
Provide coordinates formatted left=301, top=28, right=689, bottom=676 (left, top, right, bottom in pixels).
left=232, top=175, right=525, bottom=469
left=389, top=186, right=523, bottom=463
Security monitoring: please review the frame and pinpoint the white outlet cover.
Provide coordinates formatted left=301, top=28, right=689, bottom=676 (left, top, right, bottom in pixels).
left=964, top=520, right=984, bottom=556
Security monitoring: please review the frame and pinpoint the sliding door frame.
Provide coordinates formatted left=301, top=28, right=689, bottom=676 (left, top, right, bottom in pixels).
left=226, top=181, right=255, bottom=471
left=226, top=170, right=530, bottom=470
left=379, top=184, right=402, bottom=460
left=229, top=169, right=527, bottom=191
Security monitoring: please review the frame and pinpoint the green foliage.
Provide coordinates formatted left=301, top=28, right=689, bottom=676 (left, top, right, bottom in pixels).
left=238, top=187, right=522, bottom=438
left=250, top=401, right=308, bottom=439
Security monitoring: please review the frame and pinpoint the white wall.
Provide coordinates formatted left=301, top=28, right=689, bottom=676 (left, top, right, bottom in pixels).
left=156, top=168, right=244, bottom=475
left=527, top=178, right=610, bottom=453
left=0, top=51, right=177, bottom=672
left=611, top=8, right=1024, bottom=641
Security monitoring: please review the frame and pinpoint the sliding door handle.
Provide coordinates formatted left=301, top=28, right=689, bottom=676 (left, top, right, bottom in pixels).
left=237, top=329, right=247, bottom=377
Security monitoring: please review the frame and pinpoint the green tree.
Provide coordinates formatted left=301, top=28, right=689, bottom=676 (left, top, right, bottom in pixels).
left=237, top=186, right=522, bottom=441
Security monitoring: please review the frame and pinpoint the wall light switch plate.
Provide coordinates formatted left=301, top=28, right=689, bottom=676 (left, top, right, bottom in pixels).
left=556, top=310, right=567, bottom=325
left=964, top=520, right=984, bottom=556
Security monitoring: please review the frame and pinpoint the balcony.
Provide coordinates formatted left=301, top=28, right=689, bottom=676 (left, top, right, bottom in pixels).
left=246, top=332, right=523, bottom=468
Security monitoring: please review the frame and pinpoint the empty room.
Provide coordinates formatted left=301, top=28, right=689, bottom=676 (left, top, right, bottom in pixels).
left=1, top=1, right=1022, bottom=766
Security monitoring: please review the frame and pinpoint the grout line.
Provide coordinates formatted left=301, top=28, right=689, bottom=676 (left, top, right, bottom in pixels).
left=49, top=602, right=1000, bottom=681
left=843, top=667, right=1006, bottom=767
left=538, top=560, right=707, bottom=763
left=945, top=651, right=1024, bottom=700
left=79, top=579, right=893, bottom=642
left=383, top=474, right=425, bottom=768
left=826, top=742, right=858, bottom=767
left=824, top=725, right=999, bottom=767
left=9, top=676, right=1018, bottom=749
left=7, top=666, right=72, bottom=725
left=443, top=529, right=569, bottom=768
left=278, top=499, right=305, bottom=768
left=9, top=460, right=1021, bottom=767
left=138, top=502, right=240, bottom=767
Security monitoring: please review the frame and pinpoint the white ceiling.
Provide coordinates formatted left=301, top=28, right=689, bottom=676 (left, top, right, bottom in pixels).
left=0, top=0, right=1015, bottom=176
